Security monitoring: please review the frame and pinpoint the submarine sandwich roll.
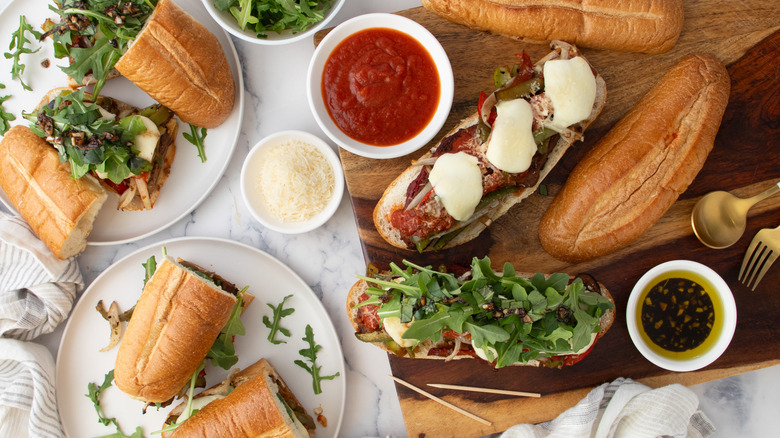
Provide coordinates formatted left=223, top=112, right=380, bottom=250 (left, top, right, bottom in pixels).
left=348, top=257, right=615, bottom=368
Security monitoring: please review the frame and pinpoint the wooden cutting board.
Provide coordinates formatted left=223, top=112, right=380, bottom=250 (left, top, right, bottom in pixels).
left=317, top=2, right=780, bottom=436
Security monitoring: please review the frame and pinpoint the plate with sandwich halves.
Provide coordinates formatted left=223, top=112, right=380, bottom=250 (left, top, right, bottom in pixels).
left=56, top=237, right=346, bottom=438
left=0, top=0, right=244, bottom=245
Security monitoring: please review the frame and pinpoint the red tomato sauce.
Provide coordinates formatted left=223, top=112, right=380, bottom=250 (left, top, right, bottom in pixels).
left=322, top=28, right=441, bottom=146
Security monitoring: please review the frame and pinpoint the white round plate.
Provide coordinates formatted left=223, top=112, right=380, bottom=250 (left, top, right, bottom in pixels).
left=0, top=0, right=244, bottom=245
left=56, top=237, right=345, bottom=437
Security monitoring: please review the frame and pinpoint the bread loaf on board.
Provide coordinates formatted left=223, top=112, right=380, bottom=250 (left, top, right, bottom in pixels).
left=114, top=255, right=238, bottom=403
left=115, top=0, right=235, bottom=128
left=538, top=54, right=731, bottom=263
left=420, top=0, right=684, bottom=54
left=0, top=125, right=107, bottom=259
left=162, top=359, right=315, bottom=438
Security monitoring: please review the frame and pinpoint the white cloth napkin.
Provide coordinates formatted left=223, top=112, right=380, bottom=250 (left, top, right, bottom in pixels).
left=0, top=211, right=83, bottom=438
left=500, top=377, right=715, bottom=438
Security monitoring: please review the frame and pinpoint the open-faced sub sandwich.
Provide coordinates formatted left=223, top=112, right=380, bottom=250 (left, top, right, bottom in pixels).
left=160, top=358, right=316, bottom=438
left=420, top=0, right=684, bottom=54
left=26, top=87, right=177, bottom=211
left=538, top=54, right=731, bottom=263
left=374, top=41, right=606, bottom=252
left=42, top=0, right=235, bottom=128
left=0, top=125, right=107, bottom=259
left=348, top=256, right=614, bottom=369
left=114, top=251, right=252, bottom=403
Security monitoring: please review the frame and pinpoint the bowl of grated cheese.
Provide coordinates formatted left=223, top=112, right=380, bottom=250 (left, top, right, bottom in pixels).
left=240, top=130, right=344, bottom=233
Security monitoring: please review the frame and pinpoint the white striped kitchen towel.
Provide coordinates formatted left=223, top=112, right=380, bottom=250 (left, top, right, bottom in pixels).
left=0, top=211, right=83, bottom=340
left=0, top=338, right=63, bottom=438
left=500, top=377, right=715, bottom=438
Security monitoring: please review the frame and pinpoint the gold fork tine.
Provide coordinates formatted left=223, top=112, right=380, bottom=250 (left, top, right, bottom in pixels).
left=739, top=225, right=780, bottom=291
left=749, top=248, right=778, bottom=291
left=738, top=237, right=763, bottom=282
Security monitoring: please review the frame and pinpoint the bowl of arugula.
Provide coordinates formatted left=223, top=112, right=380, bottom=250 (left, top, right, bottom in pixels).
left=202, top=0, right=345, bottom=45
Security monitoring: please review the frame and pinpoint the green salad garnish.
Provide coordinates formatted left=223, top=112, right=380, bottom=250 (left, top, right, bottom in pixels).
left=214, top=0, right=336, bottom=38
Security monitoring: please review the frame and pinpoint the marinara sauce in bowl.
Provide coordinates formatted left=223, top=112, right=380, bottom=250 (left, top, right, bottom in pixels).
left=307, top=13, right=454, bottom=159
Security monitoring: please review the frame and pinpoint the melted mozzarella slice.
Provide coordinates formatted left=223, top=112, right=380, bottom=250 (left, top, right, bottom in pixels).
left=133, top=115, right=161, bottom=163
left=429, top=152, right=483, bottom=221
left=486, top=99, right=536, bottom=173
left=543, top=56, right=597, bottom=131
left=176, top=394, right=224, bottom=423
left=383, top=317, right=417, bottom=348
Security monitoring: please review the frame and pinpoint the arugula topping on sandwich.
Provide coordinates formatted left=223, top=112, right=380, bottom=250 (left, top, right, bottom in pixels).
left=41, top=0, right=158, bottom=96
left=356, top=256, right=614, bottom=368
left=24, top=88, right=170, bottom=185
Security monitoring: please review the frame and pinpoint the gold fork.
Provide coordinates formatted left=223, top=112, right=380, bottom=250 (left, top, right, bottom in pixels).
left=738, top=225, right=780, bottom=290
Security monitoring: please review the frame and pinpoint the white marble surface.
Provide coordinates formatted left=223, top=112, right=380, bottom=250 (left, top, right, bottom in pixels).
left=4, top=0, right=780, bottom=437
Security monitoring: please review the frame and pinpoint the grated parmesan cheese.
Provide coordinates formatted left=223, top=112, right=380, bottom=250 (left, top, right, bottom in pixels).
left=257, top=140, right=336, bottom=222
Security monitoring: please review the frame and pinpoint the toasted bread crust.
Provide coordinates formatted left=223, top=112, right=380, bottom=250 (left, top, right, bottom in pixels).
left=115, top=0, right=235, bottom=129
left=420, top=0, right=684, bottom=54
left=0, top=126, right=107, bottom=259
left=538, top=54, right=730, bottom=263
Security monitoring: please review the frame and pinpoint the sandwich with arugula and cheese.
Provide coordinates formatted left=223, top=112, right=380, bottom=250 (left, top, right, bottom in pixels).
left=373, top=41, right=606, bottom=252
left=348, top=256, right=615, bottom=368
left=26, top=87, right=177, bottom=211
left=160, top=358, right=316, bottom=438
left=42, top=0, right=235, bottom=128
left=114, top=251, right=252, bottom=403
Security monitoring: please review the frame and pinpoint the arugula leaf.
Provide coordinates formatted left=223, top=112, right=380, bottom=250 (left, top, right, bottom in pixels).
left=142, top=255, right=157, bottom=286
left=294, top=324, right=340, bottom=395
left=86, top=370, right=117, bottom=428
left=207, top=286, right=249, bottom=370
left=182, top=124, right=208, bottom=162
left=0, top=86, right=14, bottom=136
left=4, top=15, right=42, bottom=91
left=263, top=294, right=295, bottom=344
left=95, top=427, right=144, bottom=438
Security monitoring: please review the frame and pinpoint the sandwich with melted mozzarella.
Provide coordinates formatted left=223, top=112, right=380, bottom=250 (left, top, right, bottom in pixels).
left=348, top=257, right=615, bottom=368
left=160, top=358, right=316, bottom=438
left=373, top=41, right=606, bottom=252
left=27, top=88, right=177, bottom=211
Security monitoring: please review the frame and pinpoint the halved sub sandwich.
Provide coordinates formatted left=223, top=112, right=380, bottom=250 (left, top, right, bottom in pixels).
left=160, top=358, right=316, bottom=438
left=27, top=87, right=177, bottom=211
left=373, top=41, right=606, bottom=252
left=114, top=252, right=252, bottom=403
left=348, top=256, right=614, bottom=369
left=42, top=0, right=235, bottom=128
left=0, top=125, right=107, bottom=259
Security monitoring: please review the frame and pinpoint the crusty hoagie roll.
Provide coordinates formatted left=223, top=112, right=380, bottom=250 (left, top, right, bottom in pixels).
left=348, top=257, right=615, bottom=369
left=160, top=358, right=315, bottom=438
left=0, top=125, right=107, bottom=260
left=114, top=254, right=250, bottom=403
left=374, top=41, right=606, bottom=252
left=29, top=88, right=177, bottom=212
left=538, top=54, right=730, bottom=263
left=421, top=0, right=684, bottom=54
left=115, top=0, right=235, bottom=128
left=43, top=0, right=235, bottom=128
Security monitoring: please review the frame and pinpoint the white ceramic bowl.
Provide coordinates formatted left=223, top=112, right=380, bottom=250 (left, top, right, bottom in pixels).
left=626, top=260, right=737, bottom=372
left=307, top=13, right=454, bottom=159
left=201, top=0, right=345, bottom=45
left=240, top=130, right=344, bottom=234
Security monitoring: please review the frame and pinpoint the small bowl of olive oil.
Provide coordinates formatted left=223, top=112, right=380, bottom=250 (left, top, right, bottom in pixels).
left=626, top=260, right=737, bottom=372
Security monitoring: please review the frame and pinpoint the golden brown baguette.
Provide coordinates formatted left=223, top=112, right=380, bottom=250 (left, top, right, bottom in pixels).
left=114, top=255, right=239, bottom=403
left=420, top=0, right=684, bottom=54
left=162, top=359, right=315, bottom=438
left=538, top=54, right=731, bottom=263
left=115, top=0, right=235, bottom=129
left=0, top=125, right=107, bottom=260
